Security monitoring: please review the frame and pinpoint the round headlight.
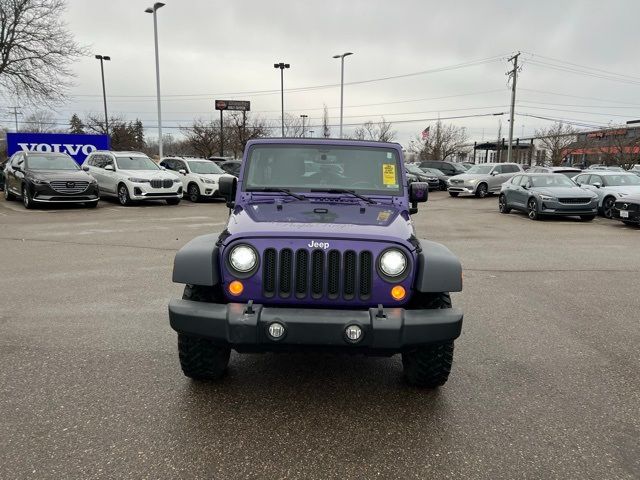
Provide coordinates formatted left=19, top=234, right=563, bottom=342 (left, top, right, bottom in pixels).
left=379, top=249, right=407, bottom=277
left=229, top=244, right=257, bottom=273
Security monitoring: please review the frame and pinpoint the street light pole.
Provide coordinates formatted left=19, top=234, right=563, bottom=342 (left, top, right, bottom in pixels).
left=300, top=114, right=308, bottom=138
left=95, top=55, right=111, bottom=135
left=332, top=52, right=353, bottom=138
left=274, top=62, right=290, bottom=137
left=145, top=2, right=165, bottom=158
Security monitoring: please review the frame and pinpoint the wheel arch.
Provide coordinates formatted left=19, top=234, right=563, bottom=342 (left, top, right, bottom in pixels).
left=173, top=233, right=221, bottom=286
left=414, top=239, right=463, bottom=293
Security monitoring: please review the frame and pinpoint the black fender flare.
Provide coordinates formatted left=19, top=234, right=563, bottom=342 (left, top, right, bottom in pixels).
left=172, top=233, right=220, bottom=286
left=414, top=239, right=463, bottom=293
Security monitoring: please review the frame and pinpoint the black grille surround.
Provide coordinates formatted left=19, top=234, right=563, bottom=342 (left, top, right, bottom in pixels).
left=262, top=247, right=374, bottom=301
left=615, top=201, right=639, bottom=212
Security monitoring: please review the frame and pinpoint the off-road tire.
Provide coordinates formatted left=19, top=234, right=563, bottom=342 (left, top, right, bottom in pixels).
left=475, top=183, right=488, bottom=198
left=177, top=284, right=230, bottom=380
left=498, top=194, right=511, bottom=214
left=448, top=192, right=459, bottom=197
left=166, top=197, right=181, bottom=205
left=402, top=292, right=455, bottom=388
left=580, top=215, right=596, bottom=221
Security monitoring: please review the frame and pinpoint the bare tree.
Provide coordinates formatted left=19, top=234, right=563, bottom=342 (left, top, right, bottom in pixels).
left=0, top=0, right=86, bottom=104
left=20, top=109, right=58, bottom=132
left=410, top=120, right=468, bottom=161
left=180, top=118, right=221, bottom=158
left=228, top=112, right=270, bottom=157
left=534, top=122, right=578, bottom=166
left=282, top=113, right=304, bottom=138
left=352, top=118, right=397, bottom=142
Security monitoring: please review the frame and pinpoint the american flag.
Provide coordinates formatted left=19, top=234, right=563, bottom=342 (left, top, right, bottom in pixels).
left=421, top=126, right=430, bottom=140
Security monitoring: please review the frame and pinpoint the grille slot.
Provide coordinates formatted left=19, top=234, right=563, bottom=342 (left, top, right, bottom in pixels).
left=558, top=197, right=591, bottom=204
left=278, top=249, right=293, bottom=297
left=359, top=251, right=372, bottom=298
left=263, top=248, right=277, bottom=297
left=343, top=250, right=357, bottom=299
left=49, top=181, right=89, bottom=195
left=311, top=250, right=324, bottom=298
left=327, top=250, right=341, bottom=299
left=150, top=179, right=173, bottom=188
left=294, top=250, right=309, bottom=298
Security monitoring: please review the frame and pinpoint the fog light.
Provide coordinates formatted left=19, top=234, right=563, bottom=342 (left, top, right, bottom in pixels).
left=268, top=322, right=285, bottom=339
left=228, top=280, right=244, bottom=296
left=345, top=325, right=363, bottom=343
left=391, top=285, right=406, bottom=301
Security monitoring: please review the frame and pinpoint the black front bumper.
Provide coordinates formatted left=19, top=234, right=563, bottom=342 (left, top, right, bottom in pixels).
left=169, top=300, right=463, bottom=352
left=613, top=207, right=640, bottom=223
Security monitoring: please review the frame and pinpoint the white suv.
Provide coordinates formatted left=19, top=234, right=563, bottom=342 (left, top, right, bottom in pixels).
left=159, top=157, right=235, bottom=202
left=82, top=151, right=182, bottom=206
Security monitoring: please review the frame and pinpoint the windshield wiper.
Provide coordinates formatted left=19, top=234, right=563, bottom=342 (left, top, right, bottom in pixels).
left=247, top=187, right=307, bottom=200
left=310, top=188, right=376, bottom=204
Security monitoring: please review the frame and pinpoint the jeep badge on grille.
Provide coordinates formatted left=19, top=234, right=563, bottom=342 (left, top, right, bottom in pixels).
left=308, top=240, right=330, bottom=249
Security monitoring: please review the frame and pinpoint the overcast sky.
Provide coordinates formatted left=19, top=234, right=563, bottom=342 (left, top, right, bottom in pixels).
left=6, top=0, right=640, bottom=147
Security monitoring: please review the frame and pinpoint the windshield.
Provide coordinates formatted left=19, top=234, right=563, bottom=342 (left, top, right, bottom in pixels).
left=115, top=156, right=159, bottom=171
left=26, top=154, right=79, bottom=171
left=603, top=174, right=640, bottom=186
left=188, top=161, right=225, bottom=174
left=245, top=145, right=403, bottom=195
left=423, top=167, right=444, bottom=175
left=466, top=164, right=494, bottom=174
left=530, top=175, right=575, bottom=187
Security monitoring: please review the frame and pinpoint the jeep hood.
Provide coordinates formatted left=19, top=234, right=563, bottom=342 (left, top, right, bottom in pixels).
left=224, top=201, right=415, bottom=247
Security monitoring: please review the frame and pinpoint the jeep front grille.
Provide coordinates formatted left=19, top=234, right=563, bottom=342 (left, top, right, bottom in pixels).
left=262, top=248, right=373, bottom=300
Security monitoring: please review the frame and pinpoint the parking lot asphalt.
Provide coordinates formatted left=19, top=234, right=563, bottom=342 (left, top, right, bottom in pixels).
left=0, top=192, right=638, bottom=480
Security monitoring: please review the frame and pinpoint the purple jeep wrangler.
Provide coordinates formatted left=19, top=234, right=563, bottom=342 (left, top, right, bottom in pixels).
left=169, top=139, right=463, bottom=387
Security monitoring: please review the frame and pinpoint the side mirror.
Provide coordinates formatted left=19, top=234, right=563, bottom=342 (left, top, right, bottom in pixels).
left=408, top=181, right=429, bottom=214
left=104, top=164, right=115, bottom=171
left=593, top=182, right=602, bottom=188
left=523, top=182, right=531, bottom=190
left=82, top=165, right=90, bottom=172
left=219, top=175, right=237, bottom=208
left=178, top=169, right=186, bottom=175
left=13, top=164, right=22, bottom=172
left=160, top=166, right=166, bottom=170
left=490, top=171, right=498, bottom=176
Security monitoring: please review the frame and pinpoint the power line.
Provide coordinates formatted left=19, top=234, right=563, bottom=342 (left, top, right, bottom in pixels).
left=66, top=55, right=507, bottom=99
left=523, top=52, right=640, bottom=82
left=520, top=88, right=640, bottom=106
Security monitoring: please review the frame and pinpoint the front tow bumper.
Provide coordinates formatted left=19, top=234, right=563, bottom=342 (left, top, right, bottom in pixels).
left=168, top=300, right=463, bottom=352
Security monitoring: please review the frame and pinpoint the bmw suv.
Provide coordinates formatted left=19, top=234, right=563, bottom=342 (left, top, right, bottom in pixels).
left=83, top=151, right=182, bottom=206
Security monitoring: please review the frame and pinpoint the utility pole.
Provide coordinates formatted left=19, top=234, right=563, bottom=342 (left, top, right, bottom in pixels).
left=506, top=52, right=521, bottom=163
left=9, top=107, right=22, bottom=131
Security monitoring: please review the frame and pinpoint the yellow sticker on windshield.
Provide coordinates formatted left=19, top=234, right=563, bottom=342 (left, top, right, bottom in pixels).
left=382, top=163, right=396, bottom=185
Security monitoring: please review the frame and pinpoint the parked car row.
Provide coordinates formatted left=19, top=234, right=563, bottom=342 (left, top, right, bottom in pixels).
left=1, top=150, right=238, bottom=209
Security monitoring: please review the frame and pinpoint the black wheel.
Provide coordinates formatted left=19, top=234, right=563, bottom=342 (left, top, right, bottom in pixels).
left=4, top=184, right=15, bottom=201
left=177, top=285, right=230, bottom=380
left=448, top=192, right=459, bottom=197
left=580, top=215, right=596, bottom=221
left=601, top=196, right=615, bottom=219
left=85, top=201, right=98, bottom=208
left=527, top=197, right=540, bottom=220
left=187, top=183, right=200, bottom=202
left=439, top=181, right=447, bottom=191
left=22, top=185, right=33, bottom=209
left=166, top=197, right=181, bottom=205
left=117, top=183, right=131, bottom=206
left=402, top=293, right=455, bottom=388
left=498, top=194, right=511, bottom=214
left=475, top=183, right=488, bottom=198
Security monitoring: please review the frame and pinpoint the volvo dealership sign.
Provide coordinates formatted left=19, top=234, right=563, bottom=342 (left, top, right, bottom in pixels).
left=7, top=133, right=110, bottom=165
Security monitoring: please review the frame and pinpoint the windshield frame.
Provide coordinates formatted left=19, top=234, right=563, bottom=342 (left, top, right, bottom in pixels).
left=25, top=154, right=80, bottom=171
left=243, top=144, right=405, bottom=197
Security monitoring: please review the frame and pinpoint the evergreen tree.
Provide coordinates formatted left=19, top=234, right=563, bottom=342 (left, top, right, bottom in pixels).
left=69, top=114, right=85, bottom=134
